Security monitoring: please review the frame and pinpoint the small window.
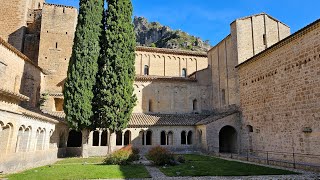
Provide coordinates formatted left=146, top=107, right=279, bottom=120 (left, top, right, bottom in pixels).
left=148, top=100, right=153, bottom=112
left=56, top=42, right=58, bottom=49
left=263, top=34, right=267, bottom=46
left=144, top=65, right=149, bottom=75
left=247, top=125, right=253, bottom=133
left=193, top=99, right=198, bottom=111
left=63, top=8, right=65, bottom=13
left=54, top=98, right=64, bottom=111
left=221, top=89, right=226, bottom=105
left=182, top=68, right=187, bottom=77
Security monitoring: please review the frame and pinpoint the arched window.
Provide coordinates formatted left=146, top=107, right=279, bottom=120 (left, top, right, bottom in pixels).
left=247, top=125, right=253, bottom=133
left=181, top=131, right=186, bottom=145
left=101, top=130, right=108, bottom=146
left=1, top=123, right=13, bottom=154
left=36, top=129, right=45, bottom=150
left=193, top=99, right=198, bottom=111
left=160, top=131, right=166, bottom=145
left=187, top=131, right=193, bottom=145
left=149, top=100, right=153, bottom=112
left=144, top=65, right=149, bottom=75
left=167, top=131, right=173, bottom=145
left=182, top=68, right=187, bottom=77
left=124, top=130, right=131, bottom=146
left=92, top=131, right=99, bottom=146
left=16, top=126, right=24, bottom=152
left=146, top=131, right=152, bottom=145
left=67, top=130, right=82, bottom=147
left=116, top=131, right=122, bottom=146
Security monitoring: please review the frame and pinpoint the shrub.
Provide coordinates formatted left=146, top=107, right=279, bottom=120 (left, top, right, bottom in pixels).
left=176, top=155, right=186, bottom=163
left=104, top=145, right=140, bottom=165
left=146, top=146, right=174, bottom=166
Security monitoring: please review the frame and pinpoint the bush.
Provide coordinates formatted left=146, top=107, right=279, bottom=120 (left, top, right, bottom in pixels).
left=104, top=145, right=140, bottom=165
left=176, top=155, right=186, bottom=163
left=146, top=146, right=174, bottom=166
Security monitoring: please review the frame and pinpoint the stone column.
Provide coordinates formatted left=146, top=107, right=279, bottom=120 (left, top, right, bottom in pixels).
left=98, top=131, right=102, bottom=146
left=122, top=133, right=124, bottom=146
left=144, top=132, right=147, bottom=146
left=81, top=129, right=89, bottom=158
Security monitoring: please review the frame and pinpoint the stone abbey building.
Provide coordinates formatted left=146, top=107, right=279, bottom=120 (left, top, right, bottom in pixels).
left=0, top=0, right=319, bottom=173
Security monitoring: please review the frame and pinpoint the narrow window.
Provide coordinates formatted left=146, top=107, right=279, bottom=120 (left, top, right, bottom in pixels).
left=263, top=34, right=267, bottom=46
left=182, top=68, right=187, bottom=77
left=63, top=8, right=65, bottom=13
left=148, top=100, right=153, bottom=112
left=116, top=131, right=122, bottom=146
left=221, top=89, right=226, bottom=105
left=160, top=131, right=166, bottom=145
left=146, top=131, right=152, bottom=145
left=38, top=2, right=41, bottom=9
left=92, top=131, right=99, bottom=146
left=247, top=125, right=253, bottom=133
left=56, top=42, right=58, bottom=49
left=144, top=65, right=149, bottom=75
left=181, top=131, right=186, bottom=145
left=187, top=131, right=193, bottom=145
left=124, top=131, right=131, bottom=145
left=101, top=130, right=108, bottom=146
left=193, top=99, right=198, bottom=111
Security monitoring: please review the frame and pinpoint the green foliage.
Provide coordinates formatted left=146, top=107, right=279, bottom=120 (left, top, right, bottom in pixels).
left=104, top=145, right=140, bottom=165
left=146, top=146, right=174, bottom=166
left=150, top=43, right=156, bottom=47
left=6, top=157, right=149, bottom=179
left=63, top=0, right=104, bottom=131
left=161, top=154, right=297, bottom=177
left=176, top=155, right=186, bottom=163
left=38, top=92, right=49, bottom=107
left=93, top=0, right=137, bottom=131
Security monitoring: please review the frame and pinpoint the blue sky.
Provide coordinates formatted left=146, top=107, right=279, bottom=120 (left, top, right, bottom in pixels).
left=47, top=0, right=319, bottom=45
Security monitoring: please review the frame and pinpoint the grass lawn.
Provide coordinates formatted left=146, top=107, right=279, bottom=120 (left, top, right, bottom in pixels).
left=160, top=154, right=299, bottom=177
left=5, top=157, right=150, bottom=180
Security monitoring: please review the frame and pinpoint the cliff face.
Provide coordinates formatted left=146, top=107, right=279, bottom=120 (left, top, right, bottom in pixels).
left=134, top=16, right=211, bottom=52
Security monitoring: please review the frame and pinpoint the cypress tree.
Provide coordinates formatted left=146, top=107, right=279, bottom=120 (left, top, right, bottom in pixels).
left=63, top=0, right=104, bottom=131
left=93, top=0, right=136, bottom=132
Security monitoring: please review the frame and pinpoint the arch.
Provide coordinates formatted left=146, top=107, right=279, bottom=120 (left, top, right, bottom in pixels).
left=219, top=126, right=237, bottom=153
left=181, top=131, right=186, bottom=145
left=101, top=130, right=108, bottom=146
left=67, top=130, right=82, bottom=147
left=124, top=130, right=131, bottom=145
left=146, top=130, right=152, bottom=145
left=36, top=129, right=45, bottom=150
left=116, top=131, right=122, bottom=146
left=187, top=131, right=193, bottom=145
left=182, top=68, right=187, bottom=77
left=140, top=130, right=145, bottom=145
left=193, top=99, right=198, bottom=111
left=160, top=131, right=166, bottom=145
left=144, top=65, right=149, bottom=75
left=2, top=123, right=13, bottom=154
left=167, top=131, right=173, bottom=145
left=16, top=126, right=25, bottom=152
left=92, top=131, right=99, bottom=146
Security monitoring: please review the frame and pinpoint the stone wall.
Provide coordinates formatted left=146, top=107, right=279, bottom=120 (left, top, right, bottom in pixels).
left=208, top=13, right=290, bottom=112
left=135, top=47, right=208, bottom=77
left=238, top=20, right=320, bottom=159
left=38, top=3, right=78, bottom=93
left=133, top=79, right=212, bottom=114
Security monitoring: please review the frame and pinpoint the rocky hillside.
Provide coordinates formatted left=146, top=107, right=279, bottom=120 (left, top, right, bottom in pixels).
left=134, top=16, right=211, bottom=52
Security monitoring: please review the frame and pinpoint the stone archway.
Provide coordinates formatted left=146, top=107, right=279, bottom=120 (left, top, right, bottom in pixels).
left=67, top=130, right=82, bottom=147
left=219, top=125, right=237, bottom=153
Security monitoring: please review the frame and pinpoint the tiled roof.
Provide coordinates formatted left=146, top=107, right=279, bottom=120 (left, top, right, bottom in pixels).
left=0, top=88, right=29, bottom=101
left=43, top=111, right=66, bottom=119
left=196, top=111, right=239, bottom=125
left=43, top=111, right=210, bottom=127
left=18, top=107, right=60, bottom=124
left=135, top=75, right=197, bottom=82
left=136, top=46, right=207, bottom=57
left=128, top=113, right=210, bottom=127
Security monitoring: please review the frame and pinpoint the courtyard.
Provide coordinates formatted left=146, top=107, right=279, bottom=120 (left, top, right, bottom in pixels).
left=3, top=154, right=314, bottom=180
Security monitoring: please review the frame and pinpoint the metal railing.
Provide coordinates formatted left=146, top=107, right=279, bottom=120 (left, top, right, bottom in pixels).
left=209, top=147, right=320, bottom=171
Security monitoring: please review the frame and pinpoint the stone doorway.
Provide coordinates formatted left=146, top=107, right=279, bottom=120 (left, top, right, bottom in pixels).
left=219, top=126, right=237, bottom=153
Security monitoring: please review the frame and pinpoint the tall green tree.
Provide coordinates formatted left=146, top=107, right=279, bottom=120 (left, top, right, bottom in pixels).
left=93, top=0, right=136, bottom=132
left=64, top=0, right=104, bottom=131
